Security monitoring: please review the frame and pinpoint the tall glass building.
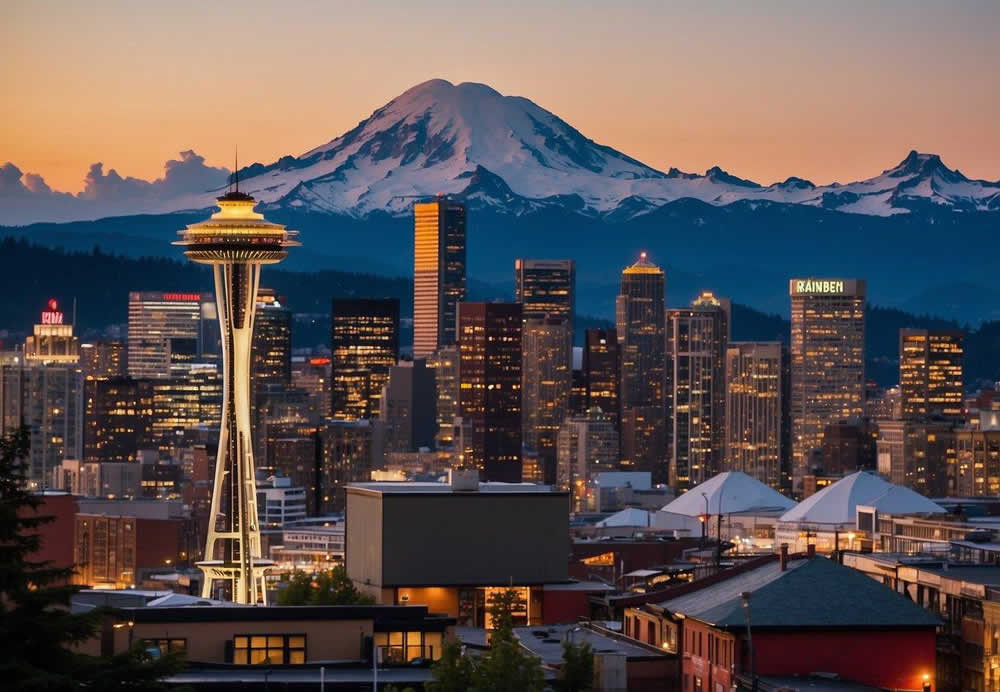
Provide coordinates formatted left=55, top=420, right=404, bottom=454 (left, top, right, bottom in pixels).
left=514, top=259, right=575, bottom=325
left=413, top=200, right=466, bottom=358
left=330, top=298, right=400, bottom=420
left=789, top=278, right=866, bottom=493
left=127, top=291, right=216, bottom=379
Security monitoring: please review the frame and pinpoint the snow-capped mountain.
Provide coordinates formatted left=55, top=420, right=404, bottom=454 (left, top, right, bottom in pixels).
left=2, top=79, right=998, bottom=226
left=222, top=79, right=999, bottom=219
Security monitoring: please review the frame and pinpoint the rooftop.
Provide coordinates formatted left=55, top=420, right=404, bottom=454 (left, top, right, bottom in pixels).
left=347, top=481, right=560, bottom=495
left=662, top=471, right=796, bottom=517
left=663, top=556, right=940, bottom=630
left=515, top=624, right=667, bottom=665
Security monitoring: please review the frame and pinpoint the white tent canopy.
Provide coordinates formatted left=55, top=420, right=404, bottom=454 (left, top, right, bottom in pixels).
left=778, top=471, right=945, bottom=527
left=595, top=507, right=703, bottom=534
left=661, top=471, right=797, bottom=517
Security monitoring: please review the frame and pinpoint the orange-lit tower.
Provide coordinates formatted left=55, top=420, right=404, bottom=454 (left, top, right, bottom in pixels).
left=175, top=185, right=298, bottom=604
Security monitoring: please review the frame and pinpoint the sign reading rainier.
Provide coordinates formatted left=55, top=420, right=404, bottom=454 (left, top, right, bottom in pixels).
left=789, top=278, right=865, bottom=296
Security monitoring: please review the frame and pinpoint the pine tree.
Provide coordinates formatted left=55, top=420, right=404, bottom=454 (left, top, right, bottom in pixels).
left=558, top=638, right=594, bottom=692
left=0, top=426, right=184, bottom=690
left=472, top=588, right=544, bottom=692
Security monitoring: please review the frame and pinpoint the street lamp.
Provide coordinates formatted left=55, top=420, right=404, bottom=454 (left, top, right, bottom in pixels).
left=741, top=592, right=756, bottom=692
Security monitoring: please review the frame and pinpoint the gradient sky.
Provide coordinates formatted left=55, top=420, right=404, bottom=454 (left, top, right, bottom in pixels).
left=4, top=0, right=999, bottom=193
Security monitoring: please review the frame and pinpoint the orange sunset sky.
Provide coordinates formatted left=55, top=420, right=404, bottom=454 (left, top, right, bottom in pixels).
left=4, top=0, right=999, bottom=193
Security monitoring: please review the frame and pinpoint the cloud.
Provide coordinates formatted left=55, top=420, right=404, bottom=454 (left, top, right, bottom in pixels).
left=0, top=152, right=231, bottom=225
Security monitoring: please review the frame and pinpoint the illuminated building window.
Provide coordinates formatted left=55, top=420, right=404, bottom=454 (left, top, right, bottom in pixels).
left=233, top=634, right=306, bottom=665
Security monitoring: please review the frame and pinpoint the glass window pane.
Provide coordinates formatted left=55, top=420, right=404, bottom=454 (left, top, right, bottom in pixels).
left=288, top=636, right=305, bottom=648
left=374, top=633, right=388, bottom=646
left=234, top=650, right=248, bottom=665
left=407, top=645, right=423, bottom=662
left=288, top=650, right=305, bottom=664
left=389, top=632, right=403, bottom=646
left=406, top=632, right=422, bottom=647
left=267, top=636, right=283, bottom=648
left=251, top=636, right=267, bottom=649
left=234, top=636, right=248, bottom=648
left=169, top=639, right=186, bottom=652
left=250, top=649, right=268, bottom=665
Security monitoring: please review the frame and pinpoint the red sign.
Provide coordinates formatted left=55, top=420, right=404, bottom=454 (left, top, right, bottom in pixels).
left=162, top=293, right=202, bottom=302
left=41, top=298, right=64, bottom=325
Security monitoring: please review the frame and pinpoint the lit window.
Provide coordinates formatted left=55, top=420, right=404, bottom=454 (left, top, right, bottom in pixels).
left=233, top=633, right=306, bottom=665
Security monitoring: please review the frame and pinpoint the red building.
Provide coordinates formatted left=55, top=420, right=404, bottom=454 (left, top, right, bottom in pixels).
left=73, top=514, right=185, bottom=588
left=22, top=492, right=78, bottom=583
left=626, top=551, right=939, bottom=691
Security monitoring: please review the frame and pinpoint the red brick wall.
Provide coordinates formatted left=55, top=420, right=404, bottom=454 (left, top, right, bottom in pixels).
left=135, top=518, right=182, bottom=570
left=22, top=493, right=77, bottom=579
left=541, top=589, right=591, bottom=624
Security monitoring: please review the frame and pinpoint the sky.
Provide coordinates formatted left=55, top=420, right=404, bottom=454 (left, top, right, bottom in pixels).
left=3, top=0, right=999, bottom=193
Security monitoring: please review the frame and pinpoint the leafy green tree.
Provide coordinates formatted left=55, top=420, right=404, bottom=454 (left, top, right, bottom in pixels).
left=276, top=566, right=375, bottom=605
left=427, top=641, right=475, bottom=692
left=0, top=426, right=184, bottom=690
left=472, top=588, right=544, bottom=692
left=558, top=638, right=594, bottom=692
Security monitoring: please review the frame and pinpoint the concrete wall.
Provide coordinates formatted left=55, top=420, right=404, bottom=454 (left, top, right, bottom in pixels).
left=345, top=490, right=383, bottom=588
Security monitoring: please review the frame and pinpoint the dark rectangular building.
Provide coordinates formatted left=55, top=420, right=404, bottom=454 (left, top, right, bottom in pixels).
left=514, top=259, right=575, bottom=326
left=457, top=302, right=522, bottom=482
left=331, top=298, right=400, bottom=420
left=583, top=327, right=620, bottom=431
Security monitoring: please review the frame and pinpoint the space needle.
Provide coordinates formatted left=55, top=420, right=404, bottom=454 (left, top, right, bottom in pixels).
left=176, top=175, right=298, bottom=604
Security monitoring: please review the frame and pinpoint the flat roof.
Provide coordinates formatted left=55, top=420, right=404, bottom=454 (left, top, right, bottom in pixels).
left=917, top=565, right=1000, bottom=585
left=514, top=624, right=667, bottom=665
left=347, top=481, right=563, bottom=495
left=120, top=604, right=453, bottom=628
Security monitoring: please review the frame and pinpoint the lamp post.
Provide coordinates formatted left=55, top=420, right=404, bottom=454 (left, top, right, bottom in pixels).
left=741, top=592, right=757, bottom=692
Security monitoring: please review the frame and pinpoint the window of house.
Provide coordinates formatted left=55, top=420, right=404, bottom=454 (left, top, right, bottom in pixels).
left=647, top=621, right=656, bottom=645
left=143, top=638, right=186, bottom=657
left=233, top=634, right=306, bottom=665
left=374, top=631, right=443, bottom=663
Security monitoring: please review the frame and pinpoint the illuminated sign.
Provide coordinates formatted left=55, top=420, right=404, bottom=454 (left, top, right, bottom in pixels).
left=162, top=293, right=202, bottom=302
left=794, top=279, right=845, bottom=294
left=41, top=298, right=64, bottom=325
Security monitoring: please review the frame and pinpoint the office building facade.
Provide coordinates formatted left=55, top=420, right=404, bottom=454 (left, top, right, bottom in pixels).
left=899, top=328, right=964, bottom=422
left=667, top=291, right=729, bottom=491
left=725, top=341, right=789, bottom=491
left=413, top=200, right=466, bottom=358
left=615, top=253, right=666, bottom=483
left=84, top=377, right=154, bottom=463
left=514, top=259, right=575, bottom=325
left=521, top=317, right=572, bottom=475
left=583, top=328, right=620, bottom=433
left=380, top=358, right=438, bottom=453
left=789, top=278, right=866, bottom=492
left=80, top=340, right=125, bottom=380
left=330, top=298, right=400, bottom=420
left=252, top=288, right=292, bottom=389
left=556, top=408, right=620, bottom=512
left=427, top=346, right=459, bottom=449
left=127, top=291, right=215, bottom=379
left=457, top=302, right=522, bottom=482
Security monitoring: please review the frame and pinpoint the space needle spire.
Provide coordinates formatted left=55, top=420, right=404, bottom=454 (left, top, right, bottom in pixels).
left=175, top=174, right=299, bottom=604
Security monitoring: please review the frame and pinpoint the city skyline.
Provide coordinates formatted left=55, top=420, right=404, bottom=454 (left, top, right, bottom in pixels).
left=4, top=1, right=999, bottom=196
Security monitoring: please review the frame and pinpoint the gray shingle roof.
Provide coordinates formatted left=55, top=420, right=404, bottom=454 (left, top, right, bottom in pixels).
left=671, top=557, right=941, bottom=629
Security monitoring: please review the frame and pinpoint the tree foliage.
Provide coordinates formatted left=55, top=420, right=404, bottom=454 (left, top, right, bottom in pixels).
left=429, top=588, right=545, bottom=692
left=276, top=566, right=375, bottom=606
left=558, top=638, right=594, bottom=692
left=0, top=426, right=184, bottom=690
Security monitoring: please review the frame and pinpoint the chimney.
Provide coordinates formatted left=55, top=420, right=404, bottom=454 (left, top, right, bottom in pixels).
left=807, top=543, right=816, bottom=559
left=779, top=543, right=789, bottom=571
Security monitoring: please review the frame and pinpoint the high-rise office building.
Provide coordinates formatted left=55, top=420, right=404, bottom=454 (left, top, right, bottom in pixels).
left=877, top=420, right=955, bottom=497
left=457, top=302, right=522, bottom=482
left=291, top=356, right=332, bottom=421
left=726, top=341, right=789, bottom=491
left=380, top=358, right=437, bottom=453
left=514, top=259, right=575, bottom=325
left=615, top=253, right=666, bottom=482
left=955, top=428, right=1000, bottom=496
left=330, top=298, right=400, bottom=420
left=84, top=377, right=154, bottom=463
left=24, top=299, right=79, bottom=362
left=667, top=291, right=729, bottom=491
left=0, top=360, right=84, bottom=488
left=427, top=346, right=459, bottom=449
left=899, top=328, right=964, bottom=421
left=150, top=364, right=223, bottom=442
left=789, top=278, right=866, bottom=492
left=320, top=419, right=378, bottom=513
left=252, top=289, right=292, bottom=389
left=557, top=408, right=619, bottom=512
left=583, top=328, right=620, bottom=432
left=413, top=200, right=466, bottom=358
left=80, top=340, right=125, bottom=380
left=521, top=317, right=572, bottom=476
left=127, top=291, right=215, bottom=379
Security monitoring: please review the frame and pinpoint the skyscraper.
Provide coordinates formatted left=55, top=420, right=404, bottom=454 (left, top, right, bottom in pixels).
left=521, top=317, right=572, bottom=477
left=789, top=278, right=866, bottom=492
left=427, top=346, right=459, bottom=449
left=667, top=291, right=729, bottom=491
left=24, top=299, right=78, bottom=362
left=380, top=358, right=438, bottom=453
left=252, top=288, right=292, bottom=388
left=175, top=186, right=298, bottom=605
left=127, top=291, right=215, bottom=379
left=583, top=328, right=620, bottom=432
left=413, top=199, right=466, bottom=358
left=726, top=341, right=789, bottom=491
left=80, top=340, right=125, bottom=380
left=899, top=328, right=964, bottom=421
left=514, top=259, right=575, bottom=325
left=330, top=298, right=400, bottom=420
left=84, top=377, right=154, bottom=463
left=615, top=253, right=666, bottom=483
left=557, top=408, right=619, bottom=512
left=457, top=302, right=522, bottom=482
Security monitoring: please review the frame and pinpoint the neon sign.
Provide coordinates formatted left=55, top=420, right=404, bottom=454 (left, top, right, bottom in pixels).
left=41, top=298, right=64, bottom=325
left=162, top=293, right=202, bottom=302
left=794, top=280, right=845, bottom=294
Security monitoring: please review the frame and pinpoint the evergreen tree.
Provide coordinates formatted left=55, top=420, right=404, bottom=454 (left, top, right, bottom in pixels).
left=426, top=641, right=475, bottom=692
left=275, top=566, right=375, bottom=605
left=0, top=426, right=183, bottom=690
left=472, top=589, right=544, bottom=692
left=558, top=638, right=594, bottom=692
